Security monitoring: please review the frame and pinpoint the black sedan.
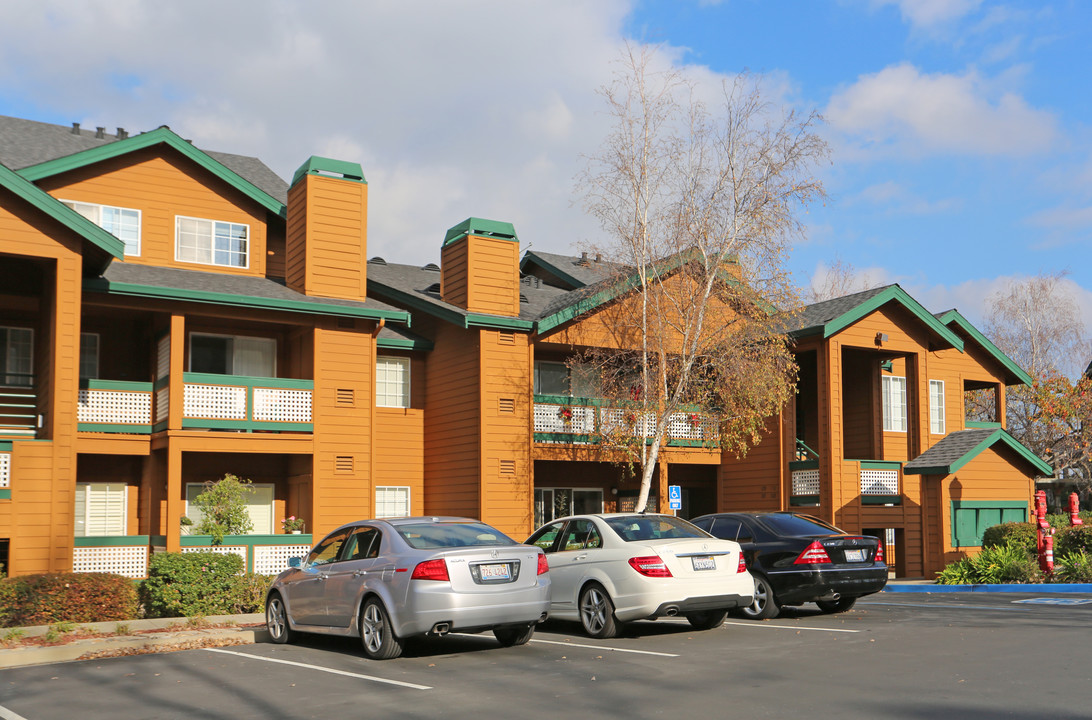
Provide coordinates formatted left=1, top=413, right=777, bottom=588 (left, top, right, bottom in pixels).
left=689, top=512, right=887, bottom=619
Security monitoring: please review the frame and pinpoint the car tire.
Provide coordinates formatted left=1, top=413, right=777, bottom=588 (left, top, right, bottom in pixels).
left=579, top=583, right=621, bottom=639
left=739, top=575, right=780, bottom=620
left=493, top=623, right=536, bottom=647
left=685, top=609, right=728, bottom=630
left=265, top=592, right=296, bottom=644
left=360, top=597, right=404, bottom=660
left=816, top=597, right=857, bottom=614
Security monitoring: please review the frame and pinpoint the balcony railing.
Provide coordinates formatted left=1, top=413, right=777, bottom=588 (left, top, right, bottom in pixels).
left=71, top=534, right=316, bottom=578
left=859, top=461, right=901, bottom=504
left=789, top=459, right=820, bottom=506
left=0, top=442, right=10, bottom=499
left=180, top=534, right=314, bottom=575
left=181, top=373, right=313, bottom=432
left=77, top=380, right=154, bottom=433
left=73, top=535, right=151, bottom=578
left=0, top=382, right=37, bottom=437
left=532, top=396, right=718, bottom=447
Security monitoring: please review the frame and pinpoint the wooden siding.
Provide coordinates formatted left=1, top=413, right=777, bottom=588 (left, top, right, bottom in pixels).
left=479, top=329, right=532, bottom=536
left=284, top=174, right=368, bottom=301
left=718, top=416, right=783, bottom=512
left=841, top=350, right=875, bottom=459
left=440, top=234, right=520, bottom=316
left=38, top=148, right=268, bottom=277
left=374, top=407, right=425, bottom=516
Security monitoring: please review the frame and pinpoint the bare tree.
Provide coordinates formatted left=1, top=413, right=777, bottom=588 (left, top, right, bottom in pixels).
left=807, top=257, right=882, bottom=303
left=575, top=44, right=827, bottom=511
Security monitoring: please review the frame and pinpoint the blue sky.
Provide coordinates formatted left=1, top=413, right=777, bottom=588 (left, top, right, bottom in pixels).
left=0, top=0, right=1089, bottom=331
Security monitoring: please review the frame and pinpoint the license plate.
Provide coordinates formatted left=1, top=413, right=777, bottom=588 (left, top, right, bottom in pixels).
left=844, top=549, right=865, bottom=562
left=478, top=563, right=511, bottom=580
left=691, top=556, right=716, bottom=571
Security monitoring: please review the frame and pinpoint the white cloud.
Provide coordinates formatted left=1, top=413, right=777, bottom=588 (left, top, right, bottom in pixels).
left=825, top=63, right=1058, bottom=159
left=872, top=0, right=982, bottom=31
left=845, top=181, right=961, bottom=215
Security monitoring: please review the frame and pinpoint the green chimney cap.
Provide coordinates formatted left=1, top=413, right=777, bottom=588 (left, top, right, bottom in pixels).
left=443, top=217, right=518, bottom=246
left=291, top=156, right=367, bottom=186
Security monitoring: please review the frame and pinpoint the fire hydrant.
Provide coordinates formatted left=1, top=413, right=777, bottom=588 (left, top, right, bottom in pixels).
left=1035, top=490, right=1054, bottom=575
left=1070, top=492, right=1084, bottom=526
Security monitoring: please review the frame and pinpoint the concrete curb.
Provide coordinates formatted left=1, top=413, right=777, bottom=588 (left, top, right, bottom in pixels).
left=884, top=583, right=1092, bottom=594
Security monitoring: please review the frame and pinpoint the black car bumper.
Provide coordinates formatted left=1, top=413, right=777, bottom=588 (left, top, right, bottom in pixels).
left=649, top=593, right=753, bottom=618
left=767, top=564, right=888, bottom=605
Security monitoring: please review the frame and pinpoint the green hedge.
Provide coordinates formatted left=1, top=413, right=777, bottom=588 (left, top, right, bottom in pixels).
left=1055, top=525, right=1092, bottom=557
left=981, top=522, right=1037, bottom=556
left=936, top=543, right=1041, bottom=585
left=139, top=552, right=271, bottom=618
left=0, top=573, right=139, bottom=627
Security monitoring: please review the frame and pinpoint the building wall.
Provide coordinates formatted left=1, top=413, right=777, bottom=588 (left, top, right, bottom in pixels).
left=285, top=173, right=368, bottom=301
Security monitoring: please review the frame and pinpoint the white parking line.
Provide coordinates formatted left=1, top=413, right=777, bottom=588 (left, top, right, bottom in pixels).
left=722, top=621, right=860, bottom=633
left=528, top=638, right=679, bottom=656
left=204, top=648, right=432, bottom=690
left=0, top=705, right=29, bottom=720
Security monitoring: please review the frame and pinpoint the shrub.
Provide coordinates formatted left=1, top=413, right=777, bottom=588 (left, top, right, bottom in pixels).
left=230, top=573, right=274, bottom=614
left=0, top=572, right=139, bottom=627
left=140, top=551, right=245, bottom=618
left=1053, top=551, right=1092, bottom=583
left=981, top=522, right=1037, bottom=556
left=191, top=474, right=255, bottom=545
left=936, top=543, right=1041, bottom=585
left=1055, top=525, right=1092, bottom=557
left=1046, top=510, right=1092, bottom=529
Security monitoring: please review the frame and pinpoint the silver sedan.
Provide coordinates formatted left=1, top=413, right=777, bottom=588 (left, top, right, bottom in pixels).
left=266, top=517, right=551, bottom=659
left=526, top=514, right=753, bottom=638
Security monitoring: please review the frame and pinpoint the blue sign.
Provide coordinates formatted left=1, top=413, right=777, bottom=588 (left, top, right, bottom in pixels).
left=668, top=485, right=682, bottom=510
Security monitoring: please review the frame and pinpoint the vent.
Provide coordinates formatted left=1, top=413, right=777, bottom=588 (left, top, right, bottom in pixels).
left=498, top=331, right=515, bottom=346
left=116, top=128, right=128, bottom=139
left=335, top=456, right=354, bottom=474
left=521, top=275, right=541, bottom=288
left=336, top=388, right=355, bottom=407
left=95, top=126, right=106, bottom=139
left=368, top=256, right=387, bottom=265
left=499, top=459, right=516, bottom=476
left=71, top=122, right=81, bottom=135
left=499, top=397, right=515, bottom=413
left=519, top=294, right=528, bottom=304
left=422, top=263, right=440, bottom=272
left=425, top=283, right=442, bottom=295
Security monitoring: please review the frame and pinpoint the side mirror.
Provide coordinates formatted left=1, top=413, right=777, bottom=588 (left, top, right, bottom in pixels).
left=288, top=556, right=303, bottom=568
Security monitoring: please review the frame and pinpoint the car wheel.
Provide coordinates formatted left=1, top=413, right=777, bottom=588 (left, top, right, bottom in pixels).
left=685, top=609, right=728, bottom=630
left=816, top=597, right=857, bottom=614
left=579, top=583, right=621, bottom=639
left=493, top=623, right=536, bottom=647
left=265, top=592, right=295, bottom=644
left=360, top=597, right=404, bottom=660
left=739, top=575, right=780, bottom=620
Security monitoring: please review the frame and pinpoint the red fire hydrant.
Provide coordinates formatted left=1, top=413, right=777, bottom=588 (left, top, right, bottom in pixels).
left=1035, top=490, right=1053, bottom=575
left=1070, top=492, right=1084, bottom=526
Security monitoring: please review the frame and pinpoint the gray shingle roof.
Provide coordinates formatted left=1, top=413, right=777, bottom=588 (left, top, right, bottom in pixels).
left=780, top=285, right=893, bottom=335
left=903, top=429, right=998, bottom=473
left=521, top=250, right=620, bottom=289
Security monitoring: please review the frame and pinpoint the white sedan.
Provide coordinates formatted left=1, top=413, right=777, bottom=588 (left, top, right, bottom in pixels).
left=526, top=513, right=753, bottom=638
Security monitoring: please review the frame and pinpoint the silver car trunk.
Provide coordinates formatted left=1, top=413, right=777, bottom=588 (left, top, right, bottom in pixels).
left=647, top=539, right=738, bottom=579
left=438, top=547, right=542, bottom=593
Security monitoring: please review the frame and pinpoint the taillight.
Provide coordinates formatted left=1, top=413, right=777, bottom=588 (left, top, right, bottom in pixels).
left=737, top=553, right=747, bottom=573
left=411, top=558, right=450, bottom=581
left=537, top=553, right=549, bottom=575
left=628, top=555, right=672, bottom=577
left=794, top=541, right=832, bottom=565
left=874, top=541, right=885, bottom=565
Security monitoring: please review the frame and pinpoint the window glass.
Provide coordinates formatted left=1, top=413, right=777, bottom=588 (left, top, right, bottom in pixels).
left=604, top=515, right=708, bottom=542
left=80, top=333, right=99, bottom=380
left=74, top=483, right=127, bottom=537
left=710, top=517, right=746, bottom=542
left=342, top=527, right=382, bottom=561
left=759, top=513, right=843, bottom=536
left=395, top=522, right=515, bottom=549
left=307, top=528, right=351, bottom=566
left=62, top=200, right=141, bottom=256
left=0, top=327, right=33, bottom=387
left=376, top=357, right=410, bottom=408
left=929, top=379, right=945, bottom=434
left=559, top=519, right=603, bottom=551
left=375, top=486, right=410, bottom=518
left=526, top=521, right=565, bottom=552
left=882, top=376, right=907, bottom=432
left=534, top=361, right=569, bottom=395
left=534, top=488, right=604, bottom=526
left=176, top=216, right=249, bottom=268
left=189, top=333, right=275, bottom=377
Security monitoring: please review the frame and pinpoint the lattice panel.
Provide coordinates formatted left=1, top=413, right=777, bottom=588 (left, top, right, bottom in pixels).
left=599, top=408, right=656, bottom=437
left=73, top=545, right=148, bottom=578
left=182, top=545, right=249, bottom=567
left=792, top=469, right=820, bottom=496
left=0, top=452, right=9, bottom=488
left=860, top=469, right=899, bottom=495
left=253, top=388, right=312, bottom=422
left=533, top=403, right=595, bottom=434
left=183, top=384, right=247, bottom=420
left=665, top=412, right=717, bottom=441
left=78, top=389, right=152, bottom=424
left=155, top=387, right=169, bottom=423
left=253, top=544, right=312, bottom=575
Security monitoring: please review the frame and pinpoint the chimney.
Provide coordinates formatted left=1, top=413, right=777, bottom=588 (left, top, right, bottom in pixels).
left=95, top=127, right=105, bottom=139
left=70, top=122, right=80, bottom=135
left=440, top=217, right=520, bottom=316
left=285, top=156, right=369, bottom=301
left=116, top=128, right=128, bottom=139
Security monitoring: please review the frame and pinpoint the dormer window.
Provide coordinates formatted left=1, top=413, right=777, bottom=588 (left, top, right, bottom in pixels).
left=61, top=200, right=141, bottom=256
left=176, top=216, right=249, bottom=268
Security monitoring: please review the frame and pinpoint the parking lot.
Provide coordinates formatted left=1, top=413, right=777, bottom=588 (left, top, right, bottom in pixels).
left=2, top=592, right=1090, bottom=720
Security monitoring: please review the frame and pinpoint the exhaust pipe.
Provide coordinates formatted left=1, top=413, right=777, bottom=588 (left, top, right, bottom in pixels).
left=431, top=622, right=451, bottom=636
left=663, top=606, right=679, bottom=617
left=817, top=592, right=841, bottom=602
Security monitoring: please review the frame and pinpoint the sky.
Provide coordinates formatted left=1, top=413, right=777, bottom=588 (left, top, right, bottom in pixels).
left=0, top=0, right=1089, bottom=336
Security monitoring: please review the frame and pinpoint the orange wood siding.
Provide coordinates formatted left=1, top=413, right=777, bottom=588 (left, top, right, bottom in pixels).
left=718, top=416, right=783, bottom=512
left=841, top=351, right=874, bottom=459
left=374, top=408, right=425, bottom=516
left=284, top=174, right=368, bottom=301
left=441, top=235, right=519, bottom=316
left=38, top=148, right=268, bottom=277
left=440, top=241, right=470, bottom=309
left=479, top=329, right=532, bottom=536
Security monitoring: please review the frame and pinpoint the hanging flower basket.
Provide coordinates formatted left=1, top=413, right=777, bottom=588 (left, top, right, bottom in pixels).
left=558, top=406, right=573, bottom=424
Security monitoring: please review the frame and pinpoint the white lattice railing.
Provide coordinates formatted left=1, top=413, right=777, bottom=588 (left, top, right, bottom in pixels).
left=184, top=383, right=247, bottom=420
left=0, top=451, right=10, bottom=488
left=533, top=403, right=597, bottom=434
left=792, top=469, right=820, bottom=496
left=78, top=387, right=153, bottom=426
left=253, top=544, right=313, bottom=575
left=181, top=373, right=313, bottom=431
left=861, top=468, right=900, bottom=496
left=73, top=545, right=148, bottom=578
left=253, top=388, right=312, bottom=423
left=533, top=399, right=718, bottom=445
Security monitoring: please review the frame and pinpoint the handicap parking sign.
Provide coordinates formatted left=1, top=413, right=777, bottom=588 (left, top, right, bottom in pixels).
left=668, top=485, right=682, bottom=510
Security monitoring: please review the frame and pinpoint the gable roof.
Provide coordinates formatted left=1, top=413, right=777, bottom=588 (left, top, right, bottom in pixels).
left=786, top=284, right=964, bottom=351
left=519, top=250, right=619, bottom=290
left=903, top=428, right=1052, bottom=477
left=934, top=309, right=1032, bottom=386
left=2, top=117, right=287, bottom=215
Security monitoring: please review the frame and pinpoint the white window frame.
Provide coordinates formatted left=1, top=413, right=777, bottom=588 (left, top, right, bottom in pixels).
left=175, top=215, right=250, bottom=269
left=0, top=326, right=33, bottom=387
left=80, top=332, right=100, bottom=380
left=185, top=482, right=275, bottom=535
left=61, top=199, right=141, bottom=256
left=376, top=356, right=411, bottom=408
left=882, top=375, right=907, bottom=432
left=929, top=379, right=946, bottom=434
left=375, top=486, right=411, bottom=518
left=189, top=332, right=277, bottom=378
left=74, top=482, right=128, bottom=537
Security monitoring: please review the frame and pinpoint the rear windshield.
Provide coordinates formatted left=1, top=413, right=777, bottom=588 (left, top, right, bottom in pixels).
left=395, top=522, right=516, bottom=549
left=759, top=514, right=843, bottom=536
left=604, top=515, right=709, bottom=542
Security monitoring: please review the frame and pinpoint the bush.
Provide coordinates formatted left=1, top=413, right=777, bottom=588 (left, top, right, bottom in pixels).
left=230, top=573, right=274, bottom=614
left=0, top=573, right=139, bottom=627
left=1053, top=551, right=1092, bottom=583
left=981, top=522, right=1037, bottom=556
left=141, top=552, right=245, bottom=618
left=191, top=474, right=255, bottom=545
left=1046, top=510, right=1092, bottom=529
left=936, top=543, right=1041, bottom=585
left=1055, top=525, right=1092, bottom=557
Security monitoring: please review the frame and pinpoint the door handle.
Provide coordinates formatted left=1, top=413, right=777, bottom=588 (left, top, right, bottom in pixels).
left=354, top=570, right=367, bottom=577
left=318, top=574, right=328, bottom=581
left=573, top=554, right=587, bottom=561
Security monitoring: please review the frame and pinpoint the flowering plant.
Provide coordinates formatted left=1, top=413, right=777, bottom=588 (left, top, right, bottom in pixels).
left=282, top=515, right=305, bottom=532
left=689, top=413, right=701, bottom=427
left=558, top=406, right=573, bottom=423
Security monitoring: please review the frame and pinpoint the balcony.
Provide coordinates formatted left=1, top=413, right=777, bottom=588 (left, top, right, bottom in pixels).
left=72, top=534, right=315, bottom=578
left=0, top=383, right=37, bottom=438
left=859, top=461, right=901, bottom=504
left=532, top=396, right=719, bottom=447
left=180, top=373, right=313, bottom=433
left=180, top=534, right=314, bottom=575
left=77, top=380, right=154, bottom=433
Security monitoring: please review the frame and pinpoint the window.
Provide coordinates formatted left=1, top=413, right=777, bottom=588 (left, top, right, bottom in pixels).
left=185, top=482, right=274, bottom=535
left=376, top=357, right=410, bottom=408
left=74, top=483, right=127, bottom=537
left=533, top=488, right=603, bottom=527
left=0, top=327, right=33, bottom=387
left=534, top=360, right=598, bottom=397
left=189, top=333, right=276, bottom=377
left=80, top=333, right=99, bottom=380
left=307, top=528, right=351, bottom=566
left=881, top=376, right=907, bottom=432
left=559, top=519, right=603, bottom=551
left=929, top=380, right=945, bottom=434
left=375, top=486, right=411, bottom=518
left=343, top=527, right=382, bottom=560
left=176, top=216, right=248, bottom=268
left=62, top=200, right=141, bottom=256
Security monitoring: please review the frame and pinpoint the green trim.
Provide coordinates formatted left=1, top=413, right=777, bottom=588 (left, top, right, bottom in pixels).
left=534, top=394, right=610, bottom=407
left=666, top=438, right=719, bottom=448
left=534, top=432, right=596, bottom=444
left=789, top=494, right=820, bottom=506
left=903, top=429, right=1053, bottom=477
left=182, top=373, right=313, bottom=390
left=951, top=500, right=1028, bottom=510
left=84, top=277, right=410, bottom=323
left=149, top=535, right=166, bottom=546
left=443, top=217, right=518, bottom=246
left=0, top=441, right=12, bottom=451
left=152, top=420, right=168, bottom=433
left=536, top=275, right=642, bottom=335
left=965, top=421, right=1002, bottom=429
left=936, top=309, right=1033, bottom=386
left=0, top=489, right=10, bottom=500
left=180, top=534, right=313, bottom=546
left=153, top=377, right=170, bottom=391
left=80, top=379, right=154, bottom=393
left=368, top=280, right=528, bottom=331
left=74, top=535, right=150, bottom=547
left=789, top=460, right=819, bottom=470
left=466, top=313, right=534, bottom=331
left=861, top=495, right=902, bottom=505
left=181, top=418, right=313, bottom=432
left=0, top=163, right=124, bottom=262
left=180, top=374, right=313, bottom=432
left=880, top=360, right=893, bottom=372
left=291, top=156, right=366, bottom=186
left=795, top=438, right=820, bottom=460
left=377, top=335, right=434, bottom=351
left=19, top=126, right=284, bottom=217
left=858, top=460, right=902, bottom=470
left=78, top=423, right=152, bottom=434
